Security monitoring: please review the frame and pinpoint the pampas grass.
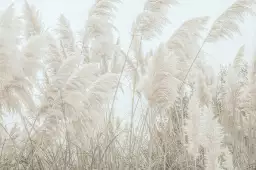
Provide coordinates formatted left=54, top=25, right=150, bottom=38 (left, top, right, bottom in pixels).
left=0, top=0, right=255, bottom=169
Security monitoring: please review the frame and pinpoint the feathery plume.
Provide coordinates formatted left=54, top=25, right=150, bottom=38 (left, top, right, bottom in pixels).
left=22, top=0, right=42, bottom=38
left=133, top=0, right=178, bottom=40
left=55, top=14, right=75, bottom=56
left=207, top=0, right=256, bottom=42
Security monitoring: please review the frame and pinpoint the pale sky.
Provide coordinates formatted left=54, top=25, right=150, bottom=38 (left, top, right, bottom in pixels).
left=1, top=0, right=256, bottom=121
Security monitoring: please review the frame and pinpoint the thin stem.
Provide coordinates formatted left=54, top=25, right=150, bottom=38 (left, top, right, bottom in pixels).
left=180, top=36, right=208, bottom=88
left=108, top=34, right=136, bottom=122
left=129, top=35, right=142, bottom=169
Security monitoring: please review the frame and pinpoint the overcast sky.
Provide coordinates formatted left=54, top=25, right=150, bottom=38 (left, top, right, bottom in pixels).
left=1, top=0, right=256, bottom=121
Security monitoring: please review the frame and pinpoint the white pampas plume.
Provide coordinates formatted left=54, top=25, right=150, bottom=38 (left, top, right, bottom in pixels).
left=110, top=38, right=125, bottom=73
left=232, top=45, right=245, bottom=72
left=221, top=148, right=234, bottom=170
left=166, top=16, right=209, bottom=81
left=166, top=16, right=209, bottom=57
left=81, top=0, right=120, bottom=41
left=85, top=72, right=119, bottom=112
left=53, top=56, right=82, bottom=88
left=133, top=0, right=178, bottom=40
left=43, top=33, right=63, bottom=79
left=139, top=43, right=179, bottom=108
left=0, top=4, right=34, bottom=113
left=196, top=71, right=212, bottom=106
left=144, top=0, right=178, bottom=14
left=207, top=0, right=256, bottom=42
left=200, top=106, right=224, bottom=170
left=134, top=11, right=169, bottom=40
left=84, top=72, right=119, bottom=133
left=180, top=0, right=255, bottom=85
left=185, top=93, right=201, bottom=156
left=55, top=15, right=75, bottom=56
left=89, top=36, right=115, bottom=62
left=0, top=4, right=14, bottom=26
left=22, top=0, right=42, bottom=38
left=22, top=35, right=47, bottom=78
left=65, top=63, right=100, bottom=91
left=89, top=0, right=121, bottom=21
